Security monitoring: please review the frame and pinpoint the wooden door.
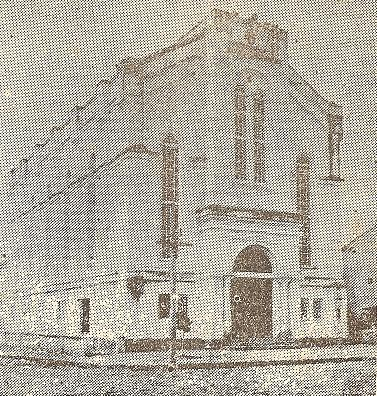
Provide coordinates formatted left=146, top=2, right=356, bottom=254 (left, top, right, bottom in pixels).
left=230, top=277, right=272, bottom=340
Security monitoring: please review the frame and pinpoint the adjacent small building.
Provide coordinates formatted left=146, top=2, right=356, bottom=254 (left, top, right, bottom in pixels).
left=342, top=226, right=377, bottom=339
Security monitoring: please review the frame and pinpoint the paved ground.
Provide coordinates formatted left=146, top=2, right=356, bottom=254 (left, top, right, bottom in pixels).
left=0, top=355, right=375, bottom=395
left=1, top=343, right=375, bottom=369
left=88, top=343, right=377, bottom=368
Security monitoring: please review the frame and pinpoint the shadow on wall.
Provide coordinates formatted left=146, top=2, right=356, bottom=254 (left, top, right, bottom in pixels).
left=348, top=306, right=377, bottom=343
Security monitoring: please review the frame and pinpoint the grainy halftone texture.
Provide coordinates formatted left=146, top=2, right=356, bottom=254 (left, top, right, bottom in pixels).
left=0, top=1, right=375, bottom=395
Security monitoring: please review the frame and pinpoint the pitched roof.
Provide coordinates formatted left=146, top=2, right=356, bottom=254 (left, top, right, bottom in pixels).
left=121, top=8, right=341, bottom=118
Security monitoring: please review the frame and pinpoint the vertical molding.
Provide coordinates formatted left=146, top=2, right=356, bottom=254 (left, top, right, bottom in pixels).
left=297, top=154, right=311, bottom=268
left=63, top=169, right=71, bottom=264
left=161, top=134, right=179, bottom=348
left=161, top=134, right=179, bottom=259
left=139, top=77, right=147, bottom=146
left=328, top=114, right=343, bottom=181
left=86, top=152, right=96, bottom=266
left=253, top=89, right=265, bottom=183
left=234, top=85, right=247, bottom=179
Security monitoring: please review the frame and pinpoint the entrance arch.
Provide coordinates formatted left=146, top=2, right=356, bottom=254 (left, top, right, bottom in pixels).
left=231, top=245, right=273, bottom=340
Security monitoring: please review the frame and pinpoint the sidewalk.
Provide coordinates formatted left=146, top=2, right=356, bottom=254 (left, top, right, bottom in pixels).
left=89, top=343, right=377, bottom=369
left=0, top=343, right=375, bottom=370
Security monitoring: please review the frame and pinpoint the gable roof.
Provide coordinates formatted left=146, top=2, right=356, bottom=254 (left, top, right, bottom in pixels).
left=7, top=8, right=343, bottom=185
left=121, top=8, right=342, bottom=119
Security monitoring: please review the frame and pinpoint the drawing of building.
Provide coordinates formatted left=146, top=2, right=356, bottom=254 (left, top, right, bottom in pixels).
left=0, top=9, right=349, bottom=344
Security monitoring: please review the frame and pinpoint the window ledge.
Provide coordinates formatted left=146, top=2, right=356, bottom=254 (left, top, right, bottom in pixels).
left=322, top=175, right=344, bottom=182
left=231, top=178, right=270, bottom=191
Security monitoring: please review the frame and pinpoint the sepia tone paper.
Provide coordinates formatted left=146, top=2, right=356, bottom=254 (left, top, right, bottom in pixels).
left=0, top=1, right=375, bottom=394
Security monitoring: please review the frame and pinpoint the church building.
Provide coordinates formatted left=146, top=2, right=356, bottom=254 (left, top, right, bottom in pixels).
left=0, top=9, right=349, bottom=346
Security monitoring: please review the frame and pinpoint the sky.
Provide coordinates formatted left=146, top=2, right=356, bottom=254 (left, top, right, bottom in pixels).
left=0, top=0, right=376, bottom=240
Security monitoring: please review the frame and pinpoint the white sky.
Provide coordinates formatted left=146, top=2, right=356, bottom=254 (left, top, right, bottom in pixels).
left=0, top=0, right=376, bottom=239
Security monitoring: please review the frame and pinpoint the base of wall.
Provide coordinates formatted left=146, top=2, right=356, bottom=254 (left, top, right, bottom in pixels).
left=2, top=329, right=370, bottom=358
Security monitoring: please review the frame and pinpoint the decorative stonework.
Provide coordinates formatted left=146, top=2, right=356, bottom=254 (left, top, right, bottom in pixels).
left=246, top=22, right=287, bottom=63
left=227, top=21, right=287, bottom=64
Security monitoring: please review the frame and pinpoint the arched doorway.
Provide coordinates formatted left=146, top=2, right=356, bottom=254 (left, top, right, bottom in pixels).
left=230, top=245, right=273, bottom=340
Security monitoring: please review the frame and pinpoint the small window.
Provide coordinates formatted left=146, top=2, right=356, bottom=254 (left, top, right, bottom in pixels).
left=313, top=298, right=323, bottom=320
left=56, top=300, right=64, bottom=321
left=158, top=294, right=170, bottom=319
left=178, top=295, right=188, bottom=317
left=300, top=298, right=309, bottom=320
left=78, top=298, right=90, bottom=333
left=177, top=295, right=190, bottom=332
left=336, top=307, right=341, bottom=320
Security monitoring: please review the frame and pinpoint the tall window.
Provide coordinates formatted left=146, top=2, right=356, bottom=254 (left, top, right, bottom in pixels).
left=79, top=298, right=90, bottom=333
left=56, top=300, right=64, bottom=322
left=161, top=134, right=179, bottom=259
left=313, top=298, right=323, bottom=320
left=178, top=295, right=188, bottom=317
left=234, top=86, right=266, bottom=182
left=177, top=295, right=190, bottom=332
left=336, top=306, right=341, bottom=320
left=158, top=294, right=188, bottom=327
left=296, top=154, right=311, bottom=268
left=252, top=90, right=266, bottom=183
left=300, top=298, right=309, bottom=320
left=158, top=294, right=171, bottom=319
left=234, top=85, right=247, bottom=179
left=328, top=114, right=343, bottom=180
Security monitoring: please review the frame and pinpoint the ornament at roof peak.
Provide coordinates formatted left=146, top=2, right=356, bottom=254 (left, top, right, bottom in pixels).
left=163, top=133, right=178, bottom=145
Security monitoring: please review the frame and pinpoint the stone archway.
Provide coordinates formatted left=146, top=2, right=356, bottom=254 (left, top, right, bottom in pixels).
left=230, top=245, right=273, bottom=340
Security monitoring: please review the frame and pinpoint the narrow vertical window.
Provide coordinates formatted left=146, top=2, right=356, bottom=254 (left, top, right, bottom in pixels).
left=178, top=295, right=188, bottom=317
left=297, top=154, right=311, bottom=268
left=56, top=300, right=64, bottom=322
left=336, top=306, right=341, bottom=320
left=158, top=294, right=171, bottom=319
left=79, top=298, right=90, bottom=333
left=300, top=298, right=309, bottom=320
left=234, top=85, right=247, bottom=179
left=177, top=295, right=190, bottom=332
left=161, top=134, right=179, bottom=259
left=313, top=298, right=323, bottom=320
left=328, top=114, right=343, bottom=180
left=253, top=90, right=265, bottom=183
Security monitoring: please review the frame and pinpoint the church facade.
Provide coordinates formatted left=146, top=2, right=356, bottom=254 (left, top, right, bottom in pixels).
left=0, top=10, right=348, bottom=344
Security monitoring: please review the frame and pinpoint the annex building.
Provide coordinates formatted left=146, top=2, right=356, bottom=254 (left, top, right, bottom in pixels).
left=0, top=10, right=349, bottom=344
